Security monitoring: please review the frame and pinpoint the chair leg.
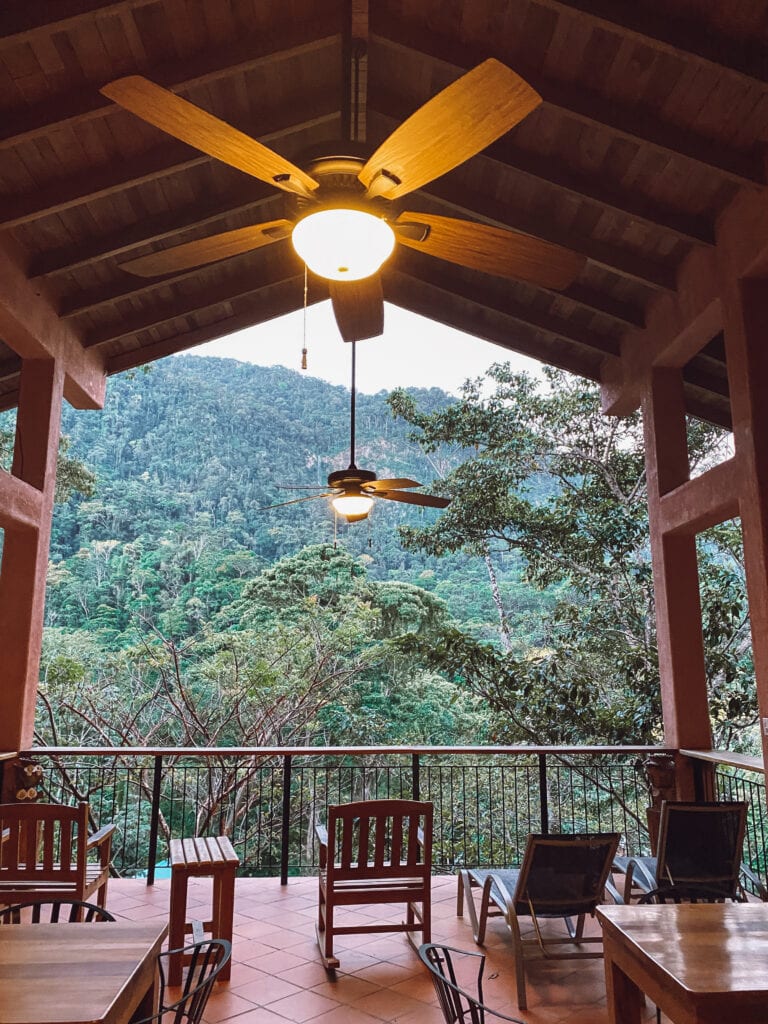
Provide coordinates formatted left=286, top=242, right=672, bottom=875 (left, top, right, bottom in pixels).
left=315, top=885, right=339, bottom=970
left=168, top=870, right=188, bottom=987
left=505, top=906, right=528, bottom=1011
left=457, top=871, right=465, bottom=916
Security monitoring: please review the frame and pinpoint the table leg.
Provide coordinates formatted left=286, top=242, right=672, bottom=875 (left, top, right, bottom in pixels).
left=129, top=961, right=161, bottom=1022
left=604, top=950, right=643, bottom=1024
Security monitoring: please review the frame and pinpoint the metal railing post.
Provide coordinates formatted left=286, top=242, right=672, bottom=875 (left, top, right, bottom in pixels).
left=538, top=753, right=549, bottom=834
left=412, top=753, right=420, bottom=801
left=146, top=755, right=163, bottom=886
left=280, top=755, right=292, bottom=886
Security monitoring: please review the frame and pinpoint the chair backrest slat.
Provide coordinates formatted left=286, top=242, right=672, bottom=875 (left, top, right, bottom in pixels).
left=326, top=799, right=432, bottom=881
left=0, top=803, right=87, bottom=883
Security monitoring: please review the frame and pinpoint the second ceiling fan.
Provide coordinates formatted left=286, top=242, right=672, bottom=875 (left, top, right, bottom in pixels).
left=101, top=59, right=585, bottom=341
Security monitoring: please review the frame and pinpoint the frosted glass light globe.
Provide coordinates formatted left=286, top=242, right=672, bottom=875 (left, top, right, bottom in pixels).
left=331, top=493, right=374, bottom=522
left=292, top=209, right=395, bottom=281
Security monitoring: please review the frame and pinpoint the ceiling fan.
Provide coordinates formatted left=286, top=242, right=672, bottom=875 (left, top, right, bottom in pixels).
left=259, top=339, right=450, bottom=523
left=100, top=60, right=585, bottom=341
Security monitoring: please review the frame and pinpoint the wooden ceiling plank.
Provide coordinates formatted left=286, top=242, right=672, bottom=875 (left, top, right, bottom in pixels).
left=0, top=20, right=341, bottom=149
left=0, top=0, right=157, bottom=47
left=0, top=103, right=340, bottom=228
left=370, top=96, right=714, bottom=245
left=421, top=177, right=678, bottom=291
left=386, top=269, right=606, bottom=382
left=82, top=254, right=301, bottom=348
left=397, top=252, right=622, bottom=356
left=531, top=0, right=768, bottom=89
left=369, top=21, right=766, bottom=186
left=29, top=185, right=276, bottom=277
left=104, top=286, right=304, bottom=375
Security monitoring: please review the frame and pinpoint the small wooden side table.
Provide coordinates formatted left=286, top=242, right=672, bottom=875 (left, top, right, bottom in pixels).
left=169, top=835, right=239, bottom=985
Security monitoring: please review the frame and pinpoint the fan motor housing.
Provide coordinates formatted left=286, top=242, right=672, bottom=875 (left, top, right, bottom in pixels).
left=328, top=467, right=377, bottom=489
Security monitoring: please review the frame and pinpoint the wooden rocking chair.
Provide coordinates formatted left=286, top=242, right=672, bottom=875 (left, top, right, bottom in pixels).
left=316, top=798, right=433, bottom=968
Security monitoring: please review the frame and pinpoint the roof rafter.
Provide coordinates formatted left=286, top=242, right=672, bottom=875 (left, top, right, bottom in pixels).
left=0, top=105, right=340, bottom=229
left=0, top=19, right=342, bottom=149
left=82, top=254, right=302, bottom=349
left=370, top=21, right=766, bottom=187
left=398, top=253, right=622, bottom=357
left=420, top=178, right=677, bottom=292
left=0, top=0, right=156, bottom=46
left=531, top=0, right=768, bottom=88
left=369, top=96, right=715, bottom=246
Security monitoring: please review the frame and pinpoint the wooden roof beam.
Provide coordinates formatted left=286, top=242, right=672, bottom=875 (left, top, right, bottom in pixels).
left=420, top=178, right=677, bottom=292
left=82, top=254, right=302, bottom=349
left=369, top=98, right=714, bottom=247
left=397, top=253, right=622, bottom=357
left=531, top=0, right=768, bottom=89
left=601, top=187, right=768, bottom=418
left=370, top=23, right=766, bottom=187
left=0, top=239, right=106, bottom=409
left=29, top=186, right=277, bottom=279
left=0, top=16, right=343, bottom=149
left=0, top=104, right=340, bottom=229
left=0, top=1, right=156, bottom=46
left=385, top=270, right=606, bottom=382
left=105, top=284, right=305, bottom=376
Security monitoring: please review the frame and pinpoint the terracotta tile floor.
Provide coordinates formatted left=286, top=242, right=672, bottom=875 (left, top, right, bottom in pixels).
left=107, top=876, right=664, bottom=1024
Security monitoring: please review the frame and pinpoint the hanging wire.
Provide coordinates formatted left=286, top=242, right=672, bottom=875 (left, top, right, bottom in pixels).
left=301, top=264, right=308, bottom=370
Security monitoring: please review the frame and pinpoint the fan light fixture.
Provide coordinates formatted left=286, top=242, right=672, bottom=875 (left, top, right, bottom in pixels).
left=292, top=209, right=395, bottom=281
left=331, top=492, right=374, bottom=522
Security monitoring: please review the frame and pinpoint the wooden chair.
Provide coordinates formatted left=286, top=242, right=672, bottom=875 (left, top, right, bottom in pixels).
left=0, top=802, right=115, bottom=910
left=316, top=798, right=433, bottom=968
left=458, top=832, right=620, bottom=1009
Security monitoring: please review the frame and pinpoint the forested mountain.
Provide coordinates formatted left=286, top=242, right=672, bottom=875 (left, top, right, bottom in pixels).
left=45, top=355, right=546, bottom=650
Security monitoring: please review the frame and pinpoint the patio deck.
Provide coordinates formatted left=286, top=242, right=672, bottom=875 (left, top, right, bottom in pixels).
left=108, top=875, right=662, bottom=1024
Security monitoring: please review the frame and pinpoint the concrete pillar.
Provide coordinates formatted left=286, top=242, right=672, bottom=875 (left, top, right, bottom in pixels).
left=0, top=359, right=64, bottom=750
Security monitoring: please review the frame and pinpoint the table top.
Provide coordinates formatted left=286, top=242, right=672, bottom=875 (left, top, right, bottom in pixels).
left=598, top=902, right=768, bottom=996
left=0, top=920, right=168, bottom=1024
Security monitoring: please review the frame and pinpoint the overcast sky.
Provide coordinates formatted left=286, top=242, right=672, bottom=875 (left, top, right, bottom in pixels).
left=192, top=300, right=539, bottom=395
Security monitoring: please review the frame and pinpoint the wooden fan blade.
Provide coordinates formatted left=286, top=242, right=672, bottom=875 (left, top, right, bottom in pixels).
left=101, top=76, right=319, bottom=197
left=396, top=212, right=585, bottom=289
left=364, top=478, right=421, bottom=491
left=376, top=490, right=450, bottom=508
left=358, top=60, right=540, bottom=200
left=329, top=276, right=384, bottom=342
left=121, top=220, right=293, bottom=277
left=259, top=493, right=332, bottom=510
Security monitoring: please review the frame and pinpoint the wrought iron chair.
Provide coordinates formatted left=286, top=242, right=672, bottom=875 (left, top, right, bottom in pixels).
left=0, top=801, right=115, bottom=909
left=458, top=832, right=620, bottom=1009
left=0, top=898, right=115, bottom=923
left=419, top=943, right=524, bottom=1024
left=619, top=801, right=753, bottom=902
left=316, top=798, right=433, bottom=968
left=132, top=938, right=231, bottom=1024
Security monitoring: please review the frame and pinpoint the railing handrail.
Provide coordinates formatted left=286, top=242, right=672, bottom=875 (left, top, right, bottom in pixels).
left=23, top=744, right=672, bottom=757
left=680, top=748, right=765, bottom=774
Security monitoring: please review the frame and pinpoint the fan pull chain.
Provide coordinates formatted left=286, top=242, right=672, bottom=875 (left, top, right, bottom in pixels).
left=301, top=264, right=308, bottom=370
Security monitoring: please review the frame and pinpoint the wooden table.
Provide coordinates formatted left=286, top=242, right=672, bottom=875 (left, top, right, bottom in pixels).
left=598, top=903, right=768, bottom=1024
left=0, top=921, right=168, bottom=1024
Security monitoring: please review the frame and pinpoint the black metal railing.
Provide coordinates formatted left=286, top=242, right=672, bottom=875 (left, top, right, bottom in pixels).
left=26, top=745, right=661, bottom=882
left=713, top=759, right=768, bottom=887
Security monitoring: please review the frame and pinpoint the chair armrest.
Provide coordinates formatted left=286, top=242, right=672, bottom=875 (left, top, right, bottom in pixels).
left=87, top=823, right=116, bottom=849
left=740, top=862, right=768, bottom=901
left=623, top=856, right=656, bottom=901
left=603, top=877, right=624, bottom=905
